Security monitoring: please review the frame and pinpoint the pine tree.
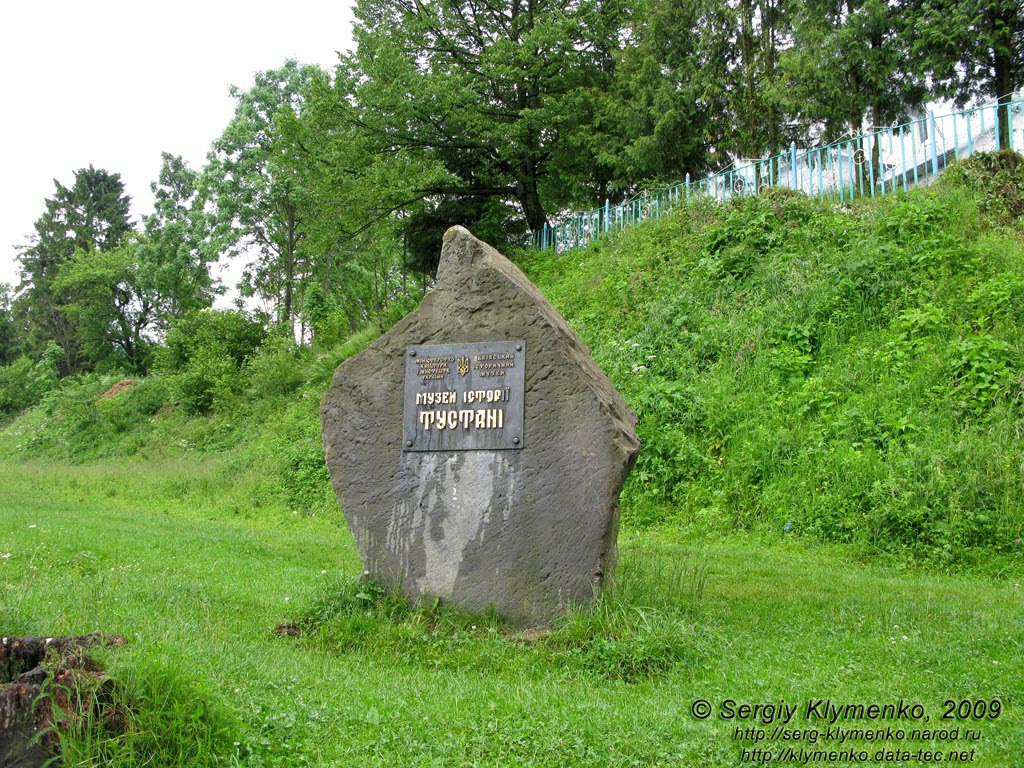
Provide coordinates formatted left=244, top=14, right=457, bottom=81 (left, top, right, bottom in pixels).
left=16, top=166, right=132, bottom=374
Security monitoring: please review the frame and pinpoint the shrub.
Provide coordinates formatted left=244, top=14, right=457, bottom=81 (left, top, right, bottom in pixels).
left=243, top=334, right=305, bottom=399
left=156, top=309, right=266, bottom=373
left=156, top=310, right=266, bottom=414
left=939, top=150, right=1024, bottom=221
left=0, top=342, right=62, bottom=416
left=945, top=333, right=1019, bottom=415
left=0, top=356, right=41, bottom=415
left=168, top=354, right=239, bottom=415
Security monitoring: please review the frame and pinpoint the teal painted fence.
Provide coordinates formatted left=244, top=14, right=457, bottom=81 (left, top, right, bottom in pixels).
left=533, top=99, right=1024, bottom=252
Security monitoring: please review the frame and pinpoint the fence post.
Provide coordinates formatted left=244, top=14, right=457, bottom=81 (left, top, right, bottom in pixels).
left=867, top=135, right=876, bottom=197
left=1003, top=100, right=1011, bottom=151
left=911, top=126, right=919, bottom=186
left=952, top=111, right=961, bottom=160
left=849, top=142, right=857, bottom=199
left=790, top=142, right=798, bottom=189
left=815, top=148, right=822, bottom=200
left=929, top=112, right=939, bottom=178
left=1011, top=101, right=1017, bottom=152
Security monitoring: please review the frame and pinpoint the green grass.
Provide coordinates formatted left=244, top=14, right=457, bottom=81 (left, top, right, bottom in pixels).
left=5, top=168, right=1024, bottom=570
left=3, top=157, right=1024, bottom=765
left=2, top=460, right=1022, bottom=767
left=519, top=180, right=1024, bottom=569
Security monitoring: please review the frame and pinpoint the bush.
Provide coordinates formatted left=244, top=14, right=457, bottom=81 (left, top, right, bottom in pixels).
left=940, top=150, right=1024, bottom=222
left=156, top=310, right=266, bottom=414
left=156, top=309, right=266, bottom=373
left=0, top=356, right=41, bottom=415
left=0, top=342, right=62, bottom=416
left=168, top=354, right=239, bottom=415
left=243, top=334, right=305, bottom=399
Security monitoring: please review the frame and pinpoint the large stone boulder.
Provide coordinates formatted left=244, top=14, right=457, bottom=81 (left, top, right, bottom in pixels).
left=320, top=227, right=639, bottom=627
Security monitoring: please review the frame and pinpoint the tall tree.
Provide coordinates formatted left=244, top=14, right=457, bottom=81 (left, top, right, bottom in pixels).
left=0, top=284, right=23, bottom=365
left=16, top=166, right=133, bottom=374
left=780, top=0, right=927, bottom=177
left=140, top=153, right=221, bottom=327
left=725, top=0, right=794, bottom=159
left=915, top=0, right=1024, bottom=149
left=206, top=62, right=329, bottom=328
left=273, top=64, right=445, bottom=291
left=348, top=0, right=626, bottom=245
left=51, top=237, right=157, bottom=372
left=564, top=0, right=732, bottom=201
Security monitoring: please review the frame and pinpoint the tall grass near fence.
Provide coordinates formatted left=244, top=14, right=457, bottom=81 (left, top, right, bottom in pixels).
left=536, top=99, right=1024, bottom=252
left=522, top=158, right=1024, bottom=570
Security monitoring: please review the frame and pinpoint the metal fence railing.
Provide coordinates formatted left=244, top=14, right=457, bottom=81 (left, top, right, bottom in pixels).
left=533, top=99, right=1024, bottom=252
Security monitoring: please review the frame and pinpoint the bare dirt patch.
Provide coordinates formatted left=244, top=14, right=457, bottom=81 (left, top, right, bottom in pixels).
left=99, top=379, right=137, bottom=399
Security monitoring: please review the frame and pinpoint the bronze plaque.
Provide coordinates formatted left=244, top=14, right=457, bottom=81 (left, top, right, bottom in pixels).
left=403, top=341, right=525, bottom=451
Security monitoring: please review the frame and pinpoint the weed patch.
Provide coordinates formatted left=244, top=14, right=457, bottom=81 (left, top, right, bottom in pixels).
left=54, top=651, right=243, bottom=768
left=522, top=182, right=1024, bottom=569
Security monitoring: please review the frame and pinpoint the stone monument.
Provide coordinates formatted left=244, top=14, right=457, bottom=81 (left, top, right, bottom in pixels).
left=320, top=227, right=639, bottom=627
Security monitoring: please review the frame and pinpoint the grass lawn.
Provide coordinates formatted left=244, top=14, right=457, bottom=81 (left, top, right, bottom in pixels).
left=2, top=459, right=1021, bottom=767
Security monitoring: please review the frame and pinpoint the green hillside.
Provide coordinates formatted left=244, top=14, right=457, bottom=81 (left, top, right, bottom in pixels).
left=2, top=154, right=1023, bottom=767
left=522, top=157, right=1024, bottom=571
left=5, top=153, right=1023, bottom=571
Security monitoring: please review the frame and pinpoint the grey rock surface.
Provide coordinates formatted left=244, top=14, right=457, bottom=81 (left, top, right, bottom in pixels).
left=320, top=227, right=639, bottom=626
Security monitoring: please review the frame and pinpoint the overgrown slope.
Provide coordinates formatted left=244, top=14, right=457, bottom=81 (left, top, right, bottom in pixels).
left=521, top=156, right=1024, bottom=569
left=4, top=154, right=1024, bottom=571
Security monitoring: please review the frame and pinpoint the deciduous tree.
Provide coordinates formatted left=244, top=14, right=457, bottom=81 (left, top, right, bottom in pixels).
left=206, top=62, right=329, bottom=328
left=51, top=238, right=156, bottom=372
left=348, top=0, right=627, bottom=245
left=139, top=153, right=221, bottom=326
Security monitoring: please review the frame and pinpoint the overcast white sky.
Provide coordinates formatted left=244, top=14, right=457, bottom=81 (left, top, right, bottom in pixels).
left=1, top=0, right=356, bottom=294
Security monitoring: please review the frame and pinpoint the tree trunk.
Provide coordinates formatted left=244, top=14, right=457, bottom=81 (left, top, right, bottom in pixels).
left=517, top=166, right=548, bottom=233
left=515, top=69, right=548, bottom=233
left=283, top=208, right=297, bottom=328
left=871, top=103, right=882, bottom=189
left=739, top=0, right=757, bottom=157
left=993, top=4, right=1013, bottom=151
left=760, top=0, right=782, bottom=159
left=1, top=634, right=126, bottom=768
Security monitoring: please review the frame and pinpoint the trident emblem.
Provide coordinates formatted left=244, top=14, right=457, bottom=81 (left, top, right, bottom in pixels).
left=456, top=357, right=470, bottom=376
